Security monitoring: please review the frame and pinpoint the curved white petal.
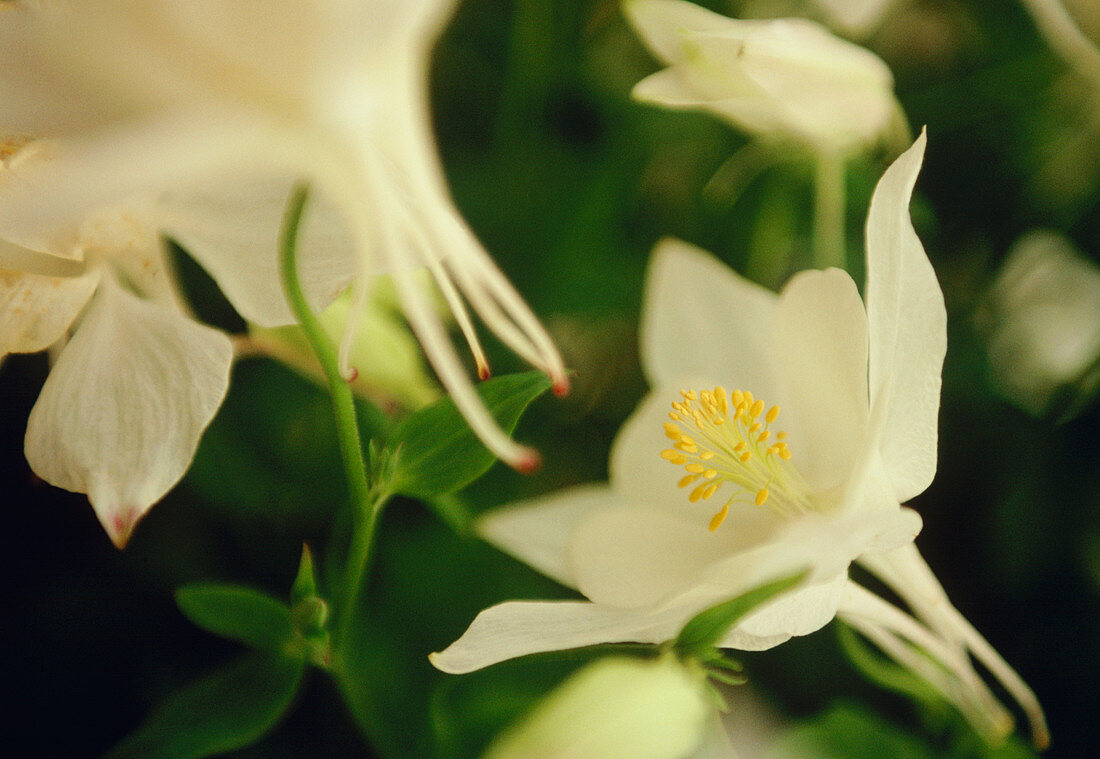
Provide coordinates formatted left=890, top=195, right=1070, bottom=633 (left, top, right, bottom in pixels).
left=478, top=483, right=618, bottom=589
left=865, top=131, right=945, bottom=502
left=772, top=268, right=869, bottom=492
left=0, top=263, right=98, bottom=355
left=24, top=278, right=232, bottom=547
left=430, top=599, right=695, bottom=675
left=158, top=177, right=356, bottom=327
left=640, top=238, right=779, bottom=391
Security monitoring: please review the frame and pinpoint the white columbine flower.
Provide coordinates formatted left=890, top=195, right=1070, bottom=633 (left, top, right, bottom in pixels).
left=623, top=0, right=904, bottom=156
left=0, top=139, right=231, bottom=547
left=0, top=0, right=566, bottom=469
left=432, top=133, right=1048, bottom=748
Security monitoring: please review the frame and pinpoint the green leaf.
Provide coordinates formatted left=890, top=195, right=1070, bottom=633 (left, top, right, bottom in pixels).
left=176, top=585, right=295, bottom=655
left=104, top=652, right=306, bottom=759
left=290, top=545, right=318, bottom=604
left=384, top=371, right=553, bottom=499
left=674, top=569, right=809, bottom=659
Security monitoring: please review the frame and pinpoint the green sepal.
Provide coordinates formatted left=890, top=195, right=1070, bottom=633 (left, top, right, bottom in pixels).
left=175, top=585, right=294, bottom=656
left=674, top=569, right=809, bottom=660
left=103, top=652, right=306, bottom=759
left=382, top=371, right=553, bottom=499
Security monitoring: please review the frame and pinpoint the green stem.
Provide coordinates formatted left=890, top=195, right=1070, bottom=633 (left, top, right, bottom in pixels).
left=813, top=152, right=847, bottom=270
left=277, top=183, right=382, bottom=666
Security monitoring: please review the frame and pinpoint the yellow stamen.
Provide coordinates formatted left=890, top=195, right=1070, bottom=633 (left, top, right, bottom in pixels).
left=685, top=463, right=706, bottom=474
left=700, top=451, right=715, bottom=460
left=731, top=389, right=744, bottom=407
left=750, top=399, right=765, bottom=418
left=777, top=431, right=787, bottom=441
left=755, top=488, right=769, bottom=506
left=678, top=474, right=699, bottom=488
left=739, top=451, right=752, bottom=463
left=689, top=483, right=709, bottom=502
left=709, top=503, right=730, bottom=531
left=702, top=483, right=718, bottom=500
left=661, top=450, right=686, bottom=464
left=778, top=447, right=792, bottom=461
left=703, top=469, right=717, bottom=479
left=668, top=412, right=682, bottom=421
left=757, top=430, right=770, bottom=443
left=766, top=405, right=780, bottom=423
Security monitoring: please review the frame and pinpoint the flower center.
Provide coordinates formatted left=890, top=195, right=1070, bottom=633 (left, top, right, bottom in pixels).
left=660, top=386, right=813, bottom=531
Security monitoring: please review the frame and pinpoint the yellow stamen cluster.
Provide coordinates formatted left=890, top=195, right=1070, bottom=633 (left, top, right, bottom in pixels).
left=662, top=386, right=803, bottom=531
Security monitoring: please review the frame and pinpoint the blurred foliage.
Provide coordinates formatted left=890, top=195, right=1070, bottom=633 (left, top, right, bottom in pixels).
left=2, top=1, right=1097, bottom=758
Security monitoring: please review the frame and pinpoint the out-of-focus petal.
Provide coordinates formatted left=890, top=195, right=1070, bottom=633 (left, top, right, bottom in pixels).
left=24, top=277, right=232, bottom=547
left=159, top=177, right=356, bottom=327
left=0, top=260, right=97, bottom=355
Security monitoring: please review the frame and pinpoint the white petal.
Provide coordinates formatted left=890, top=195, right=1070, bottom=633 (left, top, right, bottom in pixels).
left=773, top=268, right=869, bottom=492
left=640, top=238, right=779, bottom=391
left=24, top=278, right=232, bottom=547
left=568, top=506, right=745, bottom=608
left=632, top=69, right=703, bottom=109
left=623, top=0, right=743, bottom=64
left=864, top=131, right=945, bottom=502
left=158, top=177, right=356, bottom=327
left=430, top=600, right=694, bottom=675
left=0, top=111, right=313, bottom=247
left=478, top=484, right=618, bottom=589
left=0, top=264, right=98, bottom=355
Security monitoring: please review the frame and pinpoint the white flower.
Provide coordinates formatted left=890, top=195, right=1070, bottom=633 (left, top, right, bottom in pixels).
left=623, top=0, right=904, bottom=156
left=979, top=230, right=1100, bottom=418
left=0, top=139, right=231, bottom=547
left=0, top=0, right=566, bottom=469
left=432, top=133, right=1048, bottom=748
left=481, top=654, right=714, bottom=759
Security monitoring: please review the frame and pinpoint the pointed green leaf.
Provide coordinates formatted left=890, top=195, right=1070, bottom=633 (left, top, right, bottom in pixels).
left=176, top=585, right=295, bottom=655
left=104, top=652, right=306, bottom=759
left=384, top=371, right=553, bottom=499
left=290, top=545, right=318, bottom=604
left=674, top=570, right=809, bottom=659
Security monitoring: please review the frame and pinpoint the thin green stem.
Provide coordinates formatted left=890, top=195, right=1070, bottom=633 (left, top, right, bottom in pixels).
left=813, top=151, right=847, bottom=270
left=277, top=183, right=382, bottom=666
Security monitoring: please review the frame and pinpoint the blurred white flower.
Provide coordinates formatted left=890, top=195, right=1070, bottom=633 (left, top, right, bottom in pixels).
left=481, top=654, right=714, bottom=759
left=623, top=0, right=904, bottom=156
left=0, top=139, right=231, bottom=547
left=979, top=230, right=1100, bottom=418
left=432, top=133, right=1048, bottom=748
left=0, top=0, right=566, bottom=469
left=810, top=0, right=901, bottom=38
